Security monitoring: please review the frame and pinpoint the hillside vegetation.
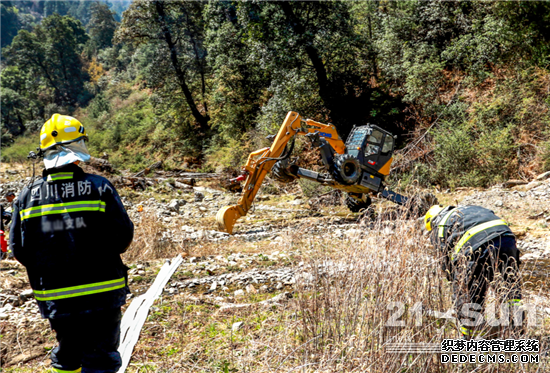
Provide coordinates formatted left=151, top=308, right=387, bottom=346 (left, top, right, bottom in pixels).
left=3, top=2, right=550, bottom=373
left=2, top=1, right=550, bottom=188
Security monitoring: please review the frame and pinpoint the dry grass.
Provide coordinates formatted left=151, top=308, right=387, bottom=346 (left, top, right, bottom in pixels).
left=123, top=211, right=188, bottom=263
left=2, top=182, right=548, bottom=372
left=119, top=205, right=548, bottom=372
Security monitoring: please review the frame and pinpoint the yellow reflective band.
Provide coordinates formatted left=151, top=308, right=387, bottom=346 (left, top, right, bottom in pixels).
left=505, top=299, right=523, bottom=306
left=34, top=277, right=126, bottom=301
left=20, top=201, right=106, bottom=221
left=460, top=326, right=486, bottom=337
left=47, top=172, right=74, bottom=182
left=51, top=367, right=82, bottom=373
left=452, top=219, right=508, bottom=260
left=438, top=210, right=455, bottom=238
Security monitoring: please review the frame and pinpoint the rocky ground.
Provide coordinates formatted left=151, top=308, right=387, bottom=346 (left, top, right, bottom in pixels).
left=1, top=164, right=550, bottom=371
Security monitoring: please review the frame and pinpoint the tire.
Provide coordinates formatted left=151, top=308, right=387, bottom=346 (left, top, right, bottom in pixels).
left=333, top=154, right=362, bottom=185
left=271, top=158, right=297, bottom=184
left=346, top=194, right=372, bottom=213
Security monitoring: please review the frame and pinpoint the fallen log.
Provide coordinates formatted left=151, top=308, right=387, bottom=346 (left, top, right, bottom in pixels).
left=178, top=172, right=221, bottom=179
left=133, top=161, right=163, bottom=177
left=503, top=180, right=528, bottom=188
left=87, top=157, right=117, bottom=174
left=111, top=176, right=195, bottom=190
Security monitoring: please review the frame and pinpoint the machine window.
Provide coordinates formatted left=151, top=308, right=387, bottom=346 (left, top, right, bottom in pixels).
left=365, top=144, right=379, bottom=156
left=382, top=135, right=394, bottom=154
left=367, top=130, right=383, bottom=145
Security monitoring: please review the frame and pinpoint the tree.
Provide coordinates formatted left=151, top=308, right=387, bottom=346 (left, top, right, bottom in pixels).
left=230, top=1, right=406, bottom=139
left=116, top=0, right=210, bottom=134
left=3, top=14, right=89, bottom=107
left=204, top=1, right=271, bottom=138
left=88, top=2, right=118, bottom=49
left=1, top=1, right=20, bottom=48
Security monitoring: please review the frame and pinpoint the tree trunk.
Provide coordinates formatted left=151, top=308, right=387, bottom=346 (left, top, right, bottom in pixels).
left=154, top=1, right=210, bottom=133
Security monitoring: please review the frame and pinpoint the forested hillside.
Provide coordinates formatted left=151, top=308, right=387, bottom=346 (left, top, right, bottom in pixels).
left=2, top=0, right=550, bottom=188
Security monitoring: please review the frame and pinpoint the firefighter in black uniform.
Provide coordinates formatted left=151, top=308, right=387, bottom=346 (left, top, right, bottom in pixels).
left=10, top=114, right=134, bottom=373
left=424, top=205, right=522, bottom=339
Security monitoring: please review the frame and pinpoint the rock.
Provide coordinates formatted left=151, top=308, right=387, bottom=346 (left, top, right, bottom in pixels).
left=210, top=281, right=217, bottom=291
left=168, top=199, right=180, bottom=213
left=232, top=321, right=244, bottom=331
left=20, top=289, right=34, bottom=299
left=536, top=171, right=550, bottom=181
left=503, top=180, right=527, bottom=188
left=290, top=199, right=303, bottom=205
left=245, top=284, right=257, bottom=294
left=199, top=206, right=207, bottom=212
left=194, top=191, right=205, bottom=202
left=259, top=285, right=268, bottom=293
left=0, top=312, right=8, bottom=320
left=234, top=289, right=245, bottom=297
left=495, top=200, right=503, bottom=207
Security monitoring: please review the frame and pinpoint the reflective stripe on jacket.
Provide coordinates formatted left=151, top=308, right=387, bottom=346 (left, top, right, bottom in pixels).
left=431, top=205, right=513, bottom=263
left=10, top=164, right=134, bottom=319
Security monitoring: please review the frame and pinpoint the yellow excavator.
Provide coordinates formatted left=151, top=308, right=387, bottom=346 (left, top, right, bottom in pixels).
left=216, top=111, right=435, bottom=234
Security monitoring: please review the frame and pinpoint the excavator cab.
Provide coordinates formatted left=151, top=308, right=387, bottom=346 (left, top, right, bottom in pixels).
left=345, top=125, right=395, bottom=178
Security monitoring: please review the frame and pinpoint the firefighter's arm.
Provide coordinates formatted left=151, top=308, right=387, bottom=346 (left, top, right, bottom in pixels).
left=9, top=201, right=25, bottom=265
left=102, top=180, right=134, bottom=253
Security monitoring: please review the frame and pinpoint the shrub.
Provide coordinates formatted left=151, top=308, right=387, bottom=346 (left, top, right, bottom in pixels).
left=1, top=134, right=36, bottom=163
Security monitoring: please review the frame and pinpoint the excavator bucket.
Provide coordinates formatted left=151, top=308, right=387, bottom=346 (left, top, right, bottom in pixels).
left=216, top=205, right=244, bottom=234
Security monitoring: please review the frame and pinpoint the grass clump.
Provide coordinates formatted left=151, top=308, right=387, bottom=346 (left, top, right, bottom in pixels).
left=1, top=133, right=36, bottom=163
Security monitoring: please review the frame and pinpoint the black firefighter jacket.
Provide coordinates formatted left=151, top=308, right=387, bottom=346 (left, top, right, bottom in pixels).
left=430, top=205, right=513, bottom=278
left=10, top=163, right=134, bottom=319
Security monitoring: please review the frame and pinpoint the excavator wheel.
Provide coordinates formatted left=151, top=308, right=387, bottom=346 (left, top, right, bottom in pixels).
left=346, top=193, right=372, bottom=213
left=271, top=158, right=298, bottom=184
left=333, top=154, right=362, bottom=185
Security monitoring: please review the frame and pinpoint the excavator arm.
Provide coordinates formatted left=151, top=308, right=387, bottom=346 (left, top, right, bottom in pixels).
left=217, top=111, right=345, bottom=234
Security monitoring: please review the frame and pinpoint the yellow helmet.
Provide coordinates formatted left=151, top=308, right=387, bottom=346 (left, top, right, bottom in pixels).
left=40, top=114, right=88, bottom=151
left=424, top=205, right=444, bottom=231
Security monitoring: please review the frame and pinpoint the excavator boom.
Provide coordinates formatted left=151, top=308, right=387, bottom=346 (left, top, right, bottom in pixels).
left=217, top=111, right=344, bottom=233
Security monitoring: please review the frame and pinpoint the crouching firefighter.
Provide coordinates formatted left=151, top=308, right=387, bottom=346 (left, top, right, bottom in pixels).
left=424, top=205, right=523, bottom=339
left=10, top=114, right=134, bottom=373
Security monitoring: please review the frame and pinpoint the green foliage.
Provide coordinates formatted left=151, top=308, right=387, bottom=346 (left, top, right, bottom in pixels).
left=2, top=13, right=90, bottom=132
left=88, top=2, right=117, bottom=50
left=1, top=133, right=35, bottom=163
left=205, top=132, right=261, bottom=172
left=542, top=141, right=550, bottom=172
left=116, top=0, right=211, bottom=140
left=84, top=88, right=193, bottom=172
left=1, top=2, right=20, bottom=48
left=430, top=104, right=516, bottom=188
left=3, top=0, right=550, bottom=190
